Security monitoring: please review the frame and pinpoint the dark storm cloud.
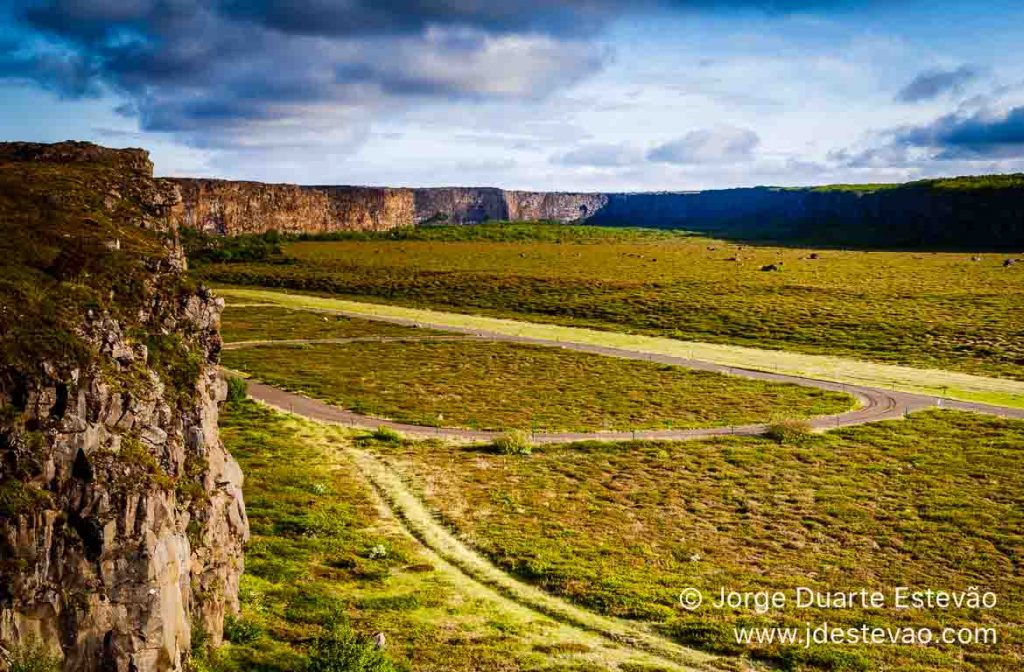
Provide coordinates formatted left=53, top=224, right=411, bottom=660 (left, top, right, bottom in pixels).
left=896, top=65, right=980, bottom=103
left=1, top=0, right=856, bottom=146
left=894, top=106, right=1024, bottom=158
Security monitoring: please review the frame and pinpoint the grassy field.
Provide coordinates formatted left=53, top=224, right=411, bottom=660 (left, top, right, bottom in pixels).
left=214, top=289, right=1024, bottom=408
left=221, top=340, right=852, bottom=432
left=293, top=221, right=696, bottom=243
left=207, top=399, right=680, bottom=672
left=193, top=228, right=1024, bottom=381
left=220, top=304, right=441, bottom=342
left=366, top=410, right=1024, bottom=672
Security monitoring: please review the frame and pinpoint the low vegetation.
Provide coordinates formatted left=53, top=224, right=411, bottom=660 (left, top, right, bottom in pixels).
left=182, top=228, right=286, bottom=264
left=221, top=340, right=853, bottom=432
left=209, top=399, right=672, bottom=671
left=764, top=419, right=813, bottom=444
left=493, top=430, right=533, bottom=456
left=225, top=375, right=248, bottom=403
left=220, top=305, right=438, bottom=342
left=369, top=410, right=1024, bottom=671
left=293, top=221, right=696, bottom=244
left=194, top=229, right=1024, bottom=380
left=3, top=638, right=62, bottom=672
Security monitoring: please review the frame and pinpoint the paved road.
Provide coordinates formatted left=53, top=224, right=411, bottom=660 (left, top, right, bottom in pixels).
left=233, top=313, right=1024, bottom=443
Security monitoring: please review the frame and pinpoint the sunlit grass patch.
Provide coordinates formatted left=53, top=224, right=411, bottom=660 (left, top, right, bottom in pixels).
left=214, top=288, right=1024, bottom=408
left=214, top=400, right=703, bottom=671
left=195, top=231, right=1024, bottom=381
left=222, top=340, right=853, bottom=432
left=220, top=304, right=441, bottom=342
left=369, top=410, right=1024, bottom=671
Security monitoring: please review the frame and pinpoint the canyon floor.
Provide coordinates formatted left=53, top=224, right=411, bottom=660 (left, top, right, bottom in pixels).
left=208, top=273, right=1024, bottom=672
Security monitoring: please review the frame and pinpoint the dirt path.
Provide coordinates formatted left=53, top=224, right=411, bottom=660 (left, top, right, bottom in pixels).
left=346, top=443, right=716, bottom=670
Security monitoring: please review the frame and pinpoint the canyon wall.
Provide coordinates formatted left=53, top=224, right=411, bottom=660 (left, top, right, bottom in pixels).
left=590, top=183, right=1024, bottom=247
left=166, top=180, right=607, bottom=233
left=1, top=142, right=248, bottom=671
left=167, top=178, right=416, bottom=234
left=166, top=174, right=1024, bottom=248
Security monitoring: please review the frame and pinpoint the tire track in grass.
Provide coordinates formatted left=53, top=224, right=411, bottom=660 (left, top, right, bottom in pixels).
left=344, top=440, right=718, bottom=671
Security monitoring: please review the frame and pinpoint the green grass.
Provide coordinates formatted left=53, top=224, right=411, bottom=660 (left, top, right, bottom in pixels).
left=291, top=221, right=697, bottom=244
left=213, top=289, right=1024, bottom=409
left=195, top=232, right=1024, bottom=381
left=211, top=399, right=706, bottom=671
left=220, top=305, right=440, bottom=342
left=370, top=409, right=1024, bottom=671
left=221, top=340, right=853, bottom=432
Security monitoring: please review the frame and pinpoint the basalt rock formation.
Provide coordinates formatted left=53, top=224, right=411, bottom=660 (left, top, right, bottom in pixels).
left=588, top=183, right=1024, bottom=248
left=0, top=141, right=248, bottom=671
left=165, top=180, right=609, bottom=233
left=166, top=174, right=1024, bottom=249
left=167, top=178, right=414, bottom=235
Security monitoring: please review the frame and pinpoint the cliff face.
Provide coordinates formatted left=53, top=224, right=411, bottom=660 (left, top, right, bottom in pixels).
left=504, top=191, right=608, bottom=223
left=590, top=184, right=1024, bottom=247
left=166, top=181, right=604, bottom=233
left=167, top=178, right=415, bottom=234
left=167, top=174, right=1024, bottom=248
left=0, top=142, right=248, bottom=671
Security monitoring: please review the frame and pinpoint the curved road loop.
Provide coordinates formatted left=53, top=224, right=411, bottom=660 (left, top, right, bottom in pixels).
left=229, top=320, right=1024, bottom=443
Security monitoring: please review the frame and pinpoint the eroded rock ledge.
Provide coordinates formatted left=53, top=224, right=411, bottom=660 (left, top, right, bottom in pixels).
left=0, top=141, right=248, bottom=671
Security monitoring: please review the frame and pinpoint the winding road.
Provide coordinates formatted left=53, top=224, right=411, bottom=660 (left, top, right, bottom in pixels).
left=226, top=316, right=1024, bottom=444
left=225, top=308, right=1024, bottom=670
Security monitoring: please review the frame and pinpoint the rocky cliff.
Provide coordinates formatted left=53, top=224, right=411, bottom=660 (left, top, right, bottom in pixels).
left=166, top=178, right=415, bottom=235
left=589, top=182, right=1024, bottom=247
left=166, top=180, right=606, bottom=233
left=167, top=174, right=1024, bottom=248
left=0, top=142, right=248, bottom=671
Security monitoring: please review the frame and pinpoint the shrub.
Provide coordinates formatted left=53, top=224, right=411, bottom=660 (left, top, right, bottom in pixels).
left=0, top=480, right=51, bottom=517
left=5, top=638, right=62, bottom=672
left=226, top=376, right=248, bottom=403
left=306, top=627, right=397, bottom=672
left=493, top=430, right=532, bottom=456
left=223, top=614, right=263, bottom=644
left=764, top=419, right=814, bottom=444
left=369, top=426, right=402, bottom=444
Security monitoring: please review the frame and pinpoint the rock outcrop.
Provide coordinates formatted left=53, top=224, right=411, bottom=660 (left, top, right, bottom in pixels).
left=0, top=142, right=248, bottom=671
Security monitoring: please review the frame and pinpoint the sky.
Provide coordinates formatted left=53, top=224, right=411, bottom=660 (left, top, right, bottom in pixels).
left=2, top=1, right=1024, bottom=190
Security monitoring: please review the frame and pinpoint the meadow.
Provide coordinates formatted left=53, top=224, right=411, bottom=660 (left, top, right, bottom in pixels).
left=220, top=305, right=440, bottom=342
left=207, top=399, right=674, bottom=672
left=194, top=224, right=1024, bottom=380
left=365, top=410, right=1024, bottom=672
left=221, top=339, right=852, bottom=432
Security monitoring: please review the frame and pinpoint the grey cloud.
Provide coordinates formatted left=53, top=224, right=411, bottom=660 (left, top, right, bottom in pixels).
left=894, top=106, right=1024, bottom=158
left=556, top=143, right=644, bottom=167
left=647, top=127, right=760, bottom=164
left=3, top=0, right=869, bottom=151
left=896, top=65, right=979, bottom=103
left=5, top=0, right=612, bottom=147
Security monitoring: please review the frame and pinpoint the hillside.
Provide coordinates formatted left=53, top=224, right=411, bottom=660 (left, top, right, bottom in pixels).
left=0, top=142, right=248, bottom=671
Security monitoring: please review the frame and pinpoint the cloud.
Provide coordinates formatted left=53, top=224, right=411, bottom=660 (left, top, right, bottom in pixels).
left=556, top=142, right=644, bottom=167
left=893, top=106, right=1024, bottom=158
left=647, top=127, right=760, bottom=164
left=896, top=65, right=980, bottom=103
left=2, top=0, right=615, bottom=149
